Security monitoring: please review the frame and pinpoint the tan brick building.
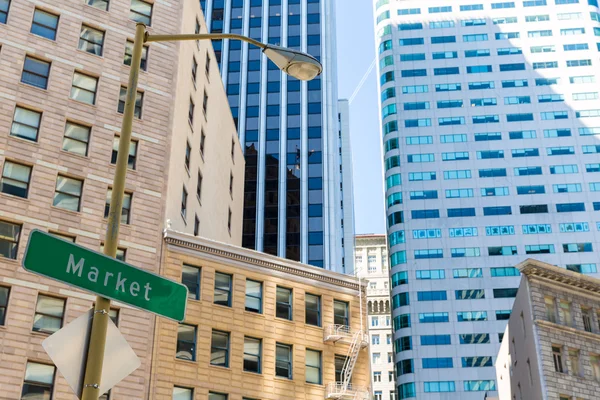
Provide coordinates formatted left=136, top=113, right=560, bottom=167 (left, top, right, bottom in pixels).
left=496, top=259, right=600, bottom=400
left=151, top=230, right=371, bottom=400
left=0, top=0, right=243, bottom=398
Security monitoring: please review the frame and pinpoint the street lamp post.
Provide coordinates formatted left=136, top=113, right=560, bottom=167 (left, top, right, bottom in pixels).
left=80, top=22, right=322, bottom=400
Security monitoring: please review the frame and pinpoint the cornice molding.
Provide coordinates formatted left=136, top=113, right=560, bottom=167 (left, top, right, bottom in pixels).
left=518, top=258, right=600, bottom=295
left=535, top=320, right=600, bottom=343
left=164, top=230, right=364, bottom=292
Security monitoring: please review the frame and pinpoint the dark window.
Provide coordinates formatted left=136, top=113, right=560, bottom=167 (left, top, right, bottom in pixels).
left=305, top=293, right=321, bottom=326
left=182, top=264, right=200, bottom=300
left=104, top=189, right=132, bottom=224
left=276, top=287, right=292, bottom=320
left=1, top=161, right=31, bottom=198
left=243, top=336, right=261, bottom=373
left=448, top=208, right=476, bottom=217
left=275, top=343, right=293, bottom=379
left=111, top=137, right=137, bottom=170
left=214, top=272, right=232, bottom=307
left=483, top=206, right=512, bottom=216
left=86, top=0, right=109, bottom=11
left=520, top=204, right=548, bottom=214
left=494, top=288, right=518, bottom=298
left=0, top=286, right=9, bottom=325
left=118, top=87, right=143, bottom=118
left=556, top=203, right=586, bottom=212
left=176, top=324, right=197, bottom=361
left=210, top=330, right=230, bottom=367
left=124, top=40, right=148, bottom=70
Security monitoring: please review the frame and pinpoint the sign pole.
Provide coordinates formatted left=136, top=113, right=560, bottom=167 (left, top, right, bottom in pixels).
left=81, top=22, right=146, bottom=400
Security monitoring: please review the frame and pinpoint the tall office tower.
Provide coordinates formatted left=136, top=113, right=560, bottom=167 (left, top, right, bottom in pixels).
left=355, top=234, right=395, bottom=400
left=339, top=99, right=356, bottom=274
left=373, top=0, right=600, bottom=398
left=202, top=0, right=348, bottom=272
left=0, top=0, right=242, bottom=398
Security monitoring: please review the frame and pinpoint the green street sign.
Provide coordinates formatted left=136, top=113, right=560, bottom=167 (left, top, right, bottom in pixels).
left=22, top=230, right=187, bottom=322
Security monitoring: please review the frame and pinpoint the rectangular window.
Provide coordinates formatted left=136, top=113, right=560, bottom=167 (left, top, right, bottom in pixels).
left=245, top=279, right=262, bottom=313
left=130, top=0, right=152, bottom=25
left=210, top=330, right=230, bottom=367
left=213, top=272, right=233, bottom=309
left=305, top=293, right=321, bottom=326
left=182, top=264, right=200, bottom=300
left=331, top=300, right=349, bottom=326
left=0, top=286, right=8, bottom=325
left=53, top=175, right=83, bottom=212
left=494, top=288, right=518, bottom=298
left=176, top=323, right=197, bottom=361
left=416, top=269, right=445, bottom=279
left=243, top=337, right=261, bottom=373
left=553, top=346, right=564, bottom=372
left=305, top=349, right=321, bottom=384
left=419, top=312, right=449, bottom=323
left=78, top=25, right=104, bottom=56
left=458, top=311, right=488, bottom=321
left=275, top=343, right=293, bottom=379
left=173, top=387, right=193, bottom=400
left=453, top=268, right=483, bottom=278
left=22, top=362, right=55, bottom=399
left=33, top=295, right=64, bottom=334
left=451, top=247, right=480, bottom=257
left=436, top=83, right=461, bottom=92
left=111, top=137, right=138, bottom=170
left=70, top=72, right=98, bottom=105
left=460, top=334, right=490, bottom=344
left=104, top=189, right=131, bottom=224
left=432, top=51, right=458, bottom=59
left=118, top=87, right=143, bottom=118
left=276, top=287, right=293, bottom=320
left=464, top=380, right=496, bottom=391
left=62, top=122, right=90, bottom=156
left=469, top=81, right=494, bottom=90
left=430, top=20, right=454, bottom=28
left=10, top=107, right=41, bottom=142
left=423, top=358, right=453, bottom=368
left=462, top=356, right=493, bottom=367
left=495, top=310, right=511, bottom=320
left=21, top=56, right=50, bottom=89
left=124, top=40, right=148, bottom=70
left=488, top=246, right=518, bottom=256
left=491, top=267, right=520, bottom=277
left=181, top=186, right=187, bottom=218
left=456, top=289, right=485, bottom=300
left=417, top=291, right=447, bottom=301
left=1, top=161, right=31, bottom=198
left=466, top=49, right=491, bottom=57
left=31, top=9, right=59, bottom=40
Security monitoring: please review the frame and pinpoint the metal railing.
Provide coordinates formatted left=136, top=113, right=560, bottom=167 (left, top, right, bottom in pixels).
left=323, top=324, right=355, bottom=342
left=325, top=383, right=370, bottom=399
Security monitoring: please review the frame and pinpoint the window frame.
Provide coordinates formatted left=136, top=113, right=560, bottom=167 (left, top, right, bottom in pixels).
left=30, top=8, right=59, bottom=41
left=305, top=348, right=322, bottom=385
left=53, top=175, right=83, bottom=212
left=243, top=336, right=262, bottom=374
left=32, top=294, right=65, bottom=334
left=124, top=40, right=148, bottom=70
left=21, top=361, right=56, bottom=399
left=182, top=264, right=201, bottom=300
left=305, top=293, right=321, bottom=327
left=21, top=56, right=50, bottom=90
left=176, top=323, right=197, bottom=361
left=0, top=285, right=9, bottom=325
left=130, top=0, right=153, bottom=25
left=78, top=24, right=105, bottom=56
left=275, top=343, right=293, bottom=379
left=118, top=86, right=143, bottom=118
left=213, top=272, right=232, bottom=307
left=245, top=279, right=262, bottom=313
left=210, top=329, right=230, bottom=368
left=70, top=71, right=98, bottom=105
left=1, top=160, right=32, bottom=198
left=276, top=286, right=293, bottom=320
left=62, top=121, right=91, bottom=156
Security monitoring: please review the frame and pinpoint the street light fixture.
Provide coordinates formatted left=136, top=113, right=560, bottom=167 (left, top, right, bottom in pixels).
left=145, top=32, right=323, bottom=81
left=81, top=23, right=323, bottom=400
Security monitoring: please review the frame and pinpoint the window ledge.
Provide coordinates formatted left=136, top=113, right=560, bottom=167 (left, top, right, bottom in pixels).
left=60, top=149, right=89, bottom=160
left=0, top=192, right=30, bottom=202
left=7, top=134, right=40, bottom=146
left=69, top=98, right=97, bottom=108
left=51, top=205, right=82, bottom=216
left=76, top=48, right=104, bottom=59
left=211, top=303, right=233, bottom=310
left=208, top=364, right=230, bottom=371
left=174, top=357, right=197, bottom=365
left=18, top=82, right=50, bottom=94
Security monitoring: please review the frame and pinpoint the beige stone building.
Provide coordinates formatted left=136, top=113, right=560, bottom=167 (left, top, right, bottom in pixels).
left=0, top=0, right=242, bottom=398
left=150, top=230, right=371, bottom=400
left=496, top=259, right=600, bottom=400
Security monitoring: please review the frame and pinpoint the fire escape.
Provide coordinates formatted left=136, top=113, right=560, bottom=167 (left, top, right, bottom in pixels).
left=324, top=325, right=369, bottom=399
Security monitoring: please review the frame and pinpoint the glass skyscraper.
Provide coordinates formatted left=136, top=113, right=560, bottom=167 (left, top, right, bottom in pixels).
left=374, top=0, right=600, bottom=397
left=202, top=0, right=352, bottom=273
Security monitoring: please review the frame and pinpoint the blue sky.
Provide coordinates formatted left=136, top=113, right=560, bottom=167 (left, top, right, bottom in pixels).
left=335, top=0, right=386, bottom=234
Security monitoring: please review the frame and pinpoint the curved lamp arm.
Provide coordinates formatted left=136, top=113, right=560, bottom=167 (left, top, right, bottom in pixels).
left=145, top=32, right=322, bottom=81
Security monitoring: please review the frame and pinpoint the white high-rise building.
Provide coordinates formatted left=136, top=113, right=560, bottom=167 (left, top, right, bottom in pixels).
left=339, top=99, right=357, bottom=274
left=355, top=234, right=396, bottom=400
left=373, top=0, right=600, bottom=398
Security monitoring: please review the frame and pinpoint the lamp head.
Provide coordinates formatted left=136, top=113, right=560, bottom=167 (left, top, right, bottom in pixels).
left=262, top=44, right=323, bottom=81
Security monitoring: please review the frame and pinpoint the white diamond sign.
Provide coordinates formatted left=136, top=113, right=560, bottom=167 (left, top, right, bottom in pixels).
left=42, top=309, right=141, bottom=398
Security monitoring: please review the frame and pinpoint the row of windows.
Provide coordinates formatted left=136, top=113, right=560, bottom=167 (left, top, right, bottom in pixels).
left=385, top=112, right=600, bottom=127
left=395, top=333, right=502, bottom=352
left=386, top=184, right=600, bottom=199
left=387, top=94, right=600, bottom=113
left=176, top=326, right=324, bottom=383
left=397, top=380, right=496, bottom=398
left=392, top=313, right=516, bottom=331
left=397, top=164, right=600, bottom=182
left=395, top=33, right=597, bottom=49
left=180, top=264, right=350, bottom=326
left=1, top=0, right=153, bottom=29
left=391, top=0, right=591, bottom=15
left=393, top=289, right=518, bottom=308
